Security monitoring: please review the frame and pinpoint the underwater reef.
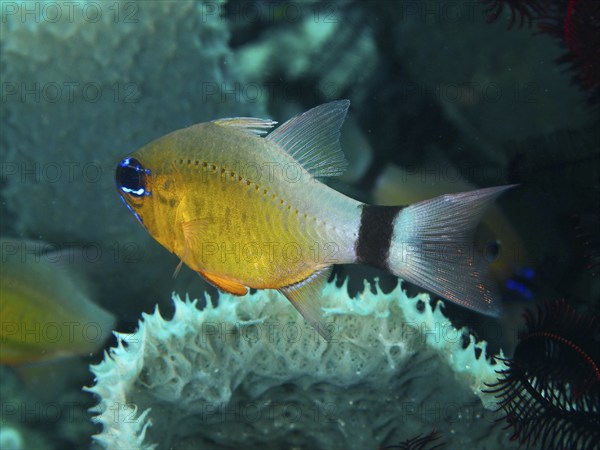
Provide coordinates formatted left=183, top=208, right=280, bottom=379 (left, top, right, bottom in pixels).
left=0, top=0, right=265, bottom=319
left=1, top=0, right=598, bottom=448
left=87, top=280, right=518, bottom=449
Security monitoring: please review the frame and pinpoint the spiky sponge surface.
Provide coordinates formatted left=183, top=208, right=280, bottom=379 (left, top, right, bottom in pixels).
left=86, top=280, right=515, bottom=449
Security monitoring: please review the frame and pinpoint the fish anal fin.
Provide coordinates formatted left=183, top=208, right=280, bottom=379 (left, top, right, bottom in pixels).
left=213, top=117, right=278, bottom=136
left=198, top=269, right=248, bottom=296
left=279, top=267, right=336, bottom=341
left=266, top=100, right=350, bottom=179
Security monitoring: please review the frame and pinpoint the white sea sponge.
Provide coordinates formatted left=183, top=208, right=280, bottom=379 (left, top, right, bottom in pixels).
left=0, top=426, right=24, bottom=450
left=87, top=280, right=517, bottom=449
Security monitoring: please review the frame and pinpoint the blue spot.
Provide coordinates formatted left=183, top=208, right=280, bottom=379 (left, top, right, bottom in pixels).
left=119, top=157, right=131, bottom=168
left=516, top=266, right=535, bottom=280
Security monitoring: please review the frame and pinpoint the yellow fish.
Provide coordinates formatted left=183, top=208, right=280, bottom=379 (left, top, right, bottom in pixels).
left=116, top=100, right=513, bottom=335
left=0, top=239, right=115, bottom=365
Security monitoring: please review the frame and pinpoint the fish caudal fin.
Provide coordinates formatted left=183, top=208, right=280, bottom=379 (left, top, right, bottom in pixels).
left=384, top=185, right=516, bottom=316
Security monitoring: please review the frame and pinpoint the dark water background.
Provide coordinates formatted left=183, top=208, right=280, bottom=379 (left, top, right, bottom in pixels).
left=1, top=1, right=598, bottom=448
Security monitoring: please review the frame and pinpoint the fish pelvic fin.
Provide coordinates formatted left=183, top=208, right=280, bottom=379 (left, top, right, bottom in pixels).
left=279, top=267, right=336, bottom=340
left=197, top=269, right=248, bottom=296
left=359, top=185, right=516, bottom=317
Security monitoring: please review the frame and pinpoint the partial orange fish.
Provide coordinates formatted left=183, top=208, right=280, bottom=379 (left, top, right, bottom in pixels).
left=0, top=239, right=115, bottom=365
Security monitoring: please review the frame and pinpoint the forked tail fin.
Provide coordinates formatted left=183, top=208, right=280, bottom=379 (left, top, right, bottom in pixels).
left=387, top=185, right=517, bottom=316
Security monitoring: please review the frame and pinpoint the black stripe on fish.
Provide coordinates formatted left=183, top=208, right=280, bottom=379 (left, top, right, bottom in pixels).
left=355, top=205, right=404, bottom=270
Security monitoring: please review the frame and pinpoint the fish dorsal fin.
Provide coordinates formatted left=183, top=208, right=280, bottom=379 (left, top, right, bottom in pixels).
left=197, top=269, right=248, bottom=296
left=266, top=100, right=350, bottom=179
left=213, top=117, right=278, bottom=136
left=279, top=267, right=336, bottom=340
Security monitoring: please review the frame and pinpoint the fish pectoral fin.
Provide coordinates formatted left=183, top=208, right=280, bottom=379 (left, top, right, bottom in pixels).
left=172, top=259, right=185, bottom=279
left=279, top=267, right=335, bottom=340
left=181, top=217, right=211, bottom=259
left=197, top=269, right=248, bottom=296
left=212, top=117, right=278, bottom=136
left=182, top=218, right=210, bottom=248
left=173, top=218, right=211, bottom=279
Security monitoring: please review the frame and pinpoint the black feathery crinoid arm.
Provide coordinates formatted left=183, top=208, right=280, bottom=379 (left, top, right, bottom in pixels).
left=536, top=0, right=600, bottom=104
left=378, top=429, right=444, bottom=450
left=485, top=299, right=600, bottom=450
left=481, top=0, right=600, bottom=105
left=482, top=0, right=547, bottom=28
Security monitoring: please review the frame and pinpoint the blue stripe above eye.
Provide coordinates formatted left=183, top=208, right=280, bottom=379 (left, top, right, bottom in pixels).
left=119, top=157, right=132, bottom=168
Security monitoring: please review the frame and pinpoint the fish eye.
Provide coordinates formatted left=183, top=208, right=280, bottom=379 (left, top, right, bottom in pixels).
left=485, top=240, right=500, bottom=262
left=116, top=157, right=150, bottom=197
